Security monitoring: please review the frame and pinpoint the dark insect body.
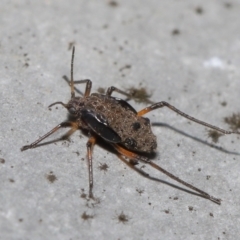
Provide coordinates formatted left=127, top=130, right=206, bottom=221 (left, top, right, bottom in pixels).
left=68, top=93, right=157, bottom=153
left=21, top=47, right=240, bottom=205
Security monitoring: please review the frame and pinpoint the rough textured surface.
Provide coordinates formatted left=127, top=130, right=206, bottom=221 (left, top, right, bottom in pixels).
left=1, top=0, right=240, bottom=239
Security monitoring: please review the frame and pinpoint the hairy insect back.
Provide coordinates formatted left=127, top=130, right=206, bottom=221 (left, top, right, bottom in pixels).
left=82, top=93, right=157, bottom=153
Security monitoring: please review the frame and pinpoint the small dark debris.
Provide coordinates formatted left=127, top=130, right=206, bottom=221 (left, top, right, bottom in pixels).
left=172, top=29, right=180, bottom=35
left=221, top=101, right=227, bottom=107
left=81, top=211, right=94, bottom=220
left=136, top=188, right=144, bottom=195
left=108, top=1, right=118, bottom=7
left=126, top=86, right=153, bottom=104
left=9, top=178, right=15, bottom=183
left=224, top=113, right=240, bottom=131
left=80, top=189, right=87, bottom=199
left=102, top=24, right=108, bottom=29
left=46, top=172, right=57, bottom=183
left=18, top=218, right=23, bottom=222
left=98, top=163, right=109, bottom=172
left=0, top=158, right=5, bottom=164
left=209, top=212, right=214, bottom=217
left=85, top=197, right=101, bottom=208
left=195, top=7, right=203, bottom=14
left=23, top=63, right=29, bottom=68
left=81, top=192, right=87, bottom=199
left=74, top=151, right=80, bottom=156
left=93, top=47, right=103, bottom=54
left=188, top=206, right=194, bottom=211
left=173, top=197, right=178, bottom=200
left=119, top=64, right=131, bottom=72
left=198, top=168, right=201, bottom=172
left=80, top=189, right=101, bottom=207
left=61, top=141, right=70, bottom=147
left=224, top=2, right=232, bottom=8
left=164, top=209, right=170, bottom=214
left=97, top=87, right=106, bottom=94
left=116, top=212, right=129, bottom=224
left=207, top=130, right=223, bottom=143
left=206, top=175, right=211, bottom=180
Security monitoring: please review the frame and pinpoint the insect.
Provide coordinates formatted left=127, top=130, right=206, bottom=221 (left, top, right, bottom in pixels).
left=21, top=47, right=240, bottom=205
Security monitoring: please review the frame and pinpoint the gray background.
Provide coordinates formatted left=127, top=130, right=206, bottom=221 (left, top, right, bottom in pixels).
left=1, top=0, right=240, bottom=239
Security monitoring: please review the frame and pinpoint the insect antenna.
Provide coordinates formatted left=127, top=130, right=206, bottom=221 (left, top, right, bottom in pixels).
left=70, top=46, right=75, bottom=99
left=48, top=48, right=76, bottom=109
left=48, top=101, right=68, bottom=108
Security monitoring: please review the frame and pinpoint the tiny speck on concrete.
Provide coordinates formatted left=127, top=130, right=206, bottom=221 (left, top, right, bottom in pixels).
left=98, top=162, right=109, bottom=172
left=81, top=211, right=94, bottom=221
left=0, top=158, right=5, bottom=164
left=224, top=113, right=240, bottom=131
left=46, top=172, right=57, bottom=183
left=195, top=7, right=203, bottom=14
left=115, top=211, right=129, bottom=224
left=207, top=129, right=223, bottom=143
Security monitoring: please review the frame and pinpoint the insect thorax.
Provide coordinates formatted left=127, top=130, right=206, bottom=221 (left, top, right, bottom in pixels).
left=68, top=93, right=157, bottom=153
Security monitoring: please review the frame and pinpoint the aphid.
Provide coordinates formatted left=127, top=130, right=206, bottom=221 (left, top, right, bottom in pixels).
left=21, top=47, right=240, bottom=205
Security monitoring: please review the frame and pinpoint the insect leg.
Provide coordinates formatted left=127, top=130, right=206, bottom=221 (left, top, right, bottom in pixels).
left=137, top=101, right=240, bottom=135
left=117, top=153, right=150, bottom=177
left=86, top=136, right=97, bottom=199
left=60, top=126, right=78, bottom=140
left=62, top=76, right=92, bottom=97
left=113, top=144, right=221, bottom=205
left=71, top=79, right=92, bottom=97
left=21, top=121, right=78, bottom=151
left=106, top=86, right=131, bottom=98
left=69, top=47, right=92, bottom=98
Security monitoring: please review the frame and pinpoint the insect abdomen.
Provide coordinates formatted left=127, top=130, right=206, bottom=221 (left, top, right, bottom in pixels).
left=85, top=94, right=157, bottom=153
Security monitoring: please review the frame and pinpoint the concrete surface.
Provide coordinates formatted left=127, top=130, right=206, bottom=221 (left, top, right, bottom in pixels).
left=1, top=0, right=240, bottom=239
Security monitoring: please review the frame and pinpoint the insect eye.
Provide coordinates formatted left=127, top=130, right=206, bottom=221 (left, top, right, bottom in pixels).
left=69, top=107, right=76, bottom=115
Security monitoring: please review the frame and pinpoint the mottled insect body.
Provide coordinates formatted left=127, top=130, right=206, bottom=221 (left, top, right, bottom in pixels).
left=21, top=47, right=240, bottom=205
left=68, top=93, right=157, bottom=153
